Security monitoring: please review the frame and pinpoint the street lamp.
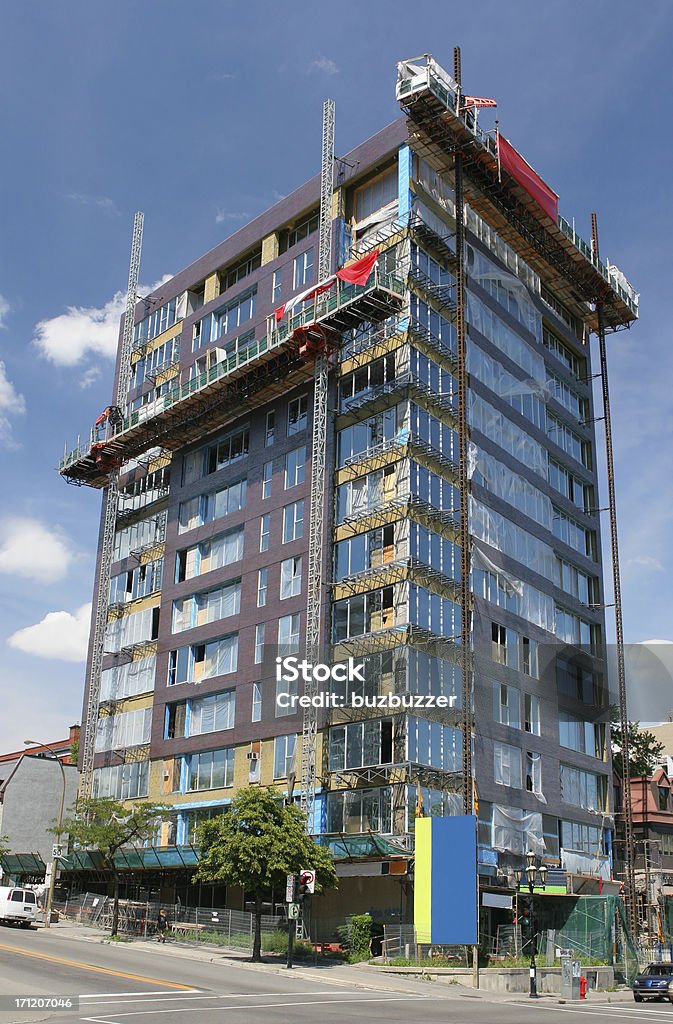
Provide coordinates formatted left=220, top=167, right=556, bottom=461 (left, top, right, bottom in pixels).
left=513, top=850, right=548, bottom=998
left=24, top=740, right=67, bottom=930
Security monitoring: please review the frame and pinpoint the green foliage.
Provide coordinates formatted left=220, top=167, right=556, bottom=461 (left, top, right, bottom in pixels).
left=611, top=716, right=665, bottom=778
left=349, top=913, right=373, bottom=961
left=260, top=930, right=313, bottom=956
left=194, top=788, right=337, bottom=894
left=0, top=835, right=10, bottom=860
left=57, top=797, right=171, bottom=937
left=69, top=738, right=79, bottom=764
left=173, top=927, right=313, bottom=956
left=58, top=797, right=171, bottom=861
left=194, top=787, right=337, bottom=961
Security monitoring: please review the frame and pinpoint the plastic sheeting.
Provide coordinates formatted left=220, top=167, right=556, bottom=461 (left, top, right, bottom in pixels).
left=104, top=607, right=154, bottom=653
left=472, top=447, right=553, bottom=527
left=492, top=804, right=545, bottom=855
left=467, top=243, right=541, bottom=340
left=100, top=656, right=156, bottom=701
left=473, top=546, right=556, bottom=634
left=95, top=706, right=151, bottom=752
left=466, top=292, right=544, bottom=381
left=470, top=496, right=556, bottom=582
left=468, top=342, right=546, bottom=430
left=464, top=204, right=540, bottom=298
left=469, top=393, right=548, bottom=478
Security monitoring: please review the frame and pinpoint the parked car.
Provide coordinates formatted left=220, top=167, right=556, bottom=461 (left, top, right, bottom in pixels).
left=633, top=962, right=673, bottom=1002
left=0, top=887, right=38, bottom=928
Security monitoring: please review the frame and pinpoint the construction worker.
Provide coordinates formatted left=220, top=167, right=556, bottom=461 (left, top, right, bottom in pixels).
left=157, top=908, right=169, bottom=943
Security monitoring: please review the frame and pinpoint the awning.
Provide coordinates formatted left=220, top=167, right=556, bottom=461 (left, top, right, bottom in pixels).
left=59, top=846, right=201, bottom=873
left=0, top=852, right=47, bottom=875
left=316, top=833, right=410, bottom=862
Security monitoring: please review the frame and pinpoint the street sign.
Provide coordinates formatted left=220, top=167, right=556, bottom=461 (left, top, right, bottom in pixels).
left=285, top=874, right=295, bottom=902
left=299, top=868, right=315, bottom=894
left=288, top=903, right=300, bottom=920
left=51, top=844, right=63, bottom=859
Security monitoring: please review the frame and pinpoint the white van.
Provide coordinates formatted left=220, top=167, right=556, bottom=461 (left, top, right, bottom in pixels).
left=0, top=887, right=37, bottom=927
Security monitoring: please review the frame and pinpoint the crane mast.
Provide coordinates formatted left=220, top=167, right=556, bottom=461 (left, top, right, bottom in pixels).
left=79, top=212, right=144, bottom=799
left=300, top=100, right=335, bottom=829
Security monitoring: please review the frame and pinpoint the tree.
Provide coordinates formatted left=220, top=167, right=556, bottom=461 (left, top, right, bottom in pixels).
left=0, top=835, right=9, bottom=861
left=58, top=797, right=171, bottom=936
left=611, top=716, right=665, bottom=778
left=194, top=787, right=338, bottom=961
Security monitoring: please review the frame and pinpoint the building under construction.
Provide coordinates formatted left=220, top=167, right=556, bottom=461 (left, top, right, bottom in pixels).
left=60, top=54, right=639, bottom=939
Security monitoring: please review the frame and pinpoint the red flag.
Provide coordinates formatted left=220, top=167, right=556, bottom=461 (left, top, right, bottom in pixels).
left=497, top=134, right=558, bottom=222
left=336, top=248, right=380, bottom=286
left=274, top=276, right=336, bottom=323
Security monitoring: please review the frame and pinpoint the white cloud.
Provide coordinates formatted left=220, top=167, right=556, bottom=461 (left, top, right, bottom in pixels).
left=0, top=517, right=76, bottom=583
left=7, top=603, right=91, bottom=662
left=33, top=275, right=172, bottom=367
left=79, top=367, right=102, bottom=389
left=215, top=208, right=249, bottom=225
left=307, top=57, right=339, bottom=76
left=66, top=191, right=119, bottom=215
left=0, top=361, right=25, bottom=448
left=628, top=555, right=664, bottom=572
left=0, top=294, right=10, bottom=327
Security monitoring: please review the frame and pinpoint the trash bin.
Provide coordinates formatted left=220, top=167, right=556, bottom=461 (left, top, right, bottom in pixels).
left=561, top=957, right=581, bottom=1000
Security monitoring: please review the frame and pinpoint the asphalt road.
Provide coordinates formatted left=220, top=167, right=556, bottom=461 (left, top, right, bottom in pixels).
left=0, top=923, right=669, bottom=1024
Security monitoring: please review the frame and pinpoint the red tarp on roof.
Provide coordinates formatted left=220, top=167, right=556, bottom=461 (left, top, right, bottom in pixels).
left=498, top=134, right=559, bottom=222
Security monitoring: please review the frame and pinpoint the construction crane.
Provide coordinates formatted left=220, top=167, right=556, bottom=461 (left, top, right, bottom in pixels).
left=300, top=100, right=335, bottom=831
left=79, top=212, right=144, bottom=800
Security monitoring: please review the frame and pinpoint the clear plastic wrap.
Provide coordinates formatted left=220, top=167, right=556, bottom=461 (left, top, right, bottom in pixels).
left=467, top=243, right=541, bottom=340
left=492, top=804, right=545, bottom=855
left=469, top=394, right=548, bottom=477
left=473, top=546, right=556, bottom=633
left=466, top=292, right=544, bottom=380
left=472, top=447, right=552, bottom=527
left=468, top=342, right=546, bottom=428
left=470, top=496, right=556, bottom=581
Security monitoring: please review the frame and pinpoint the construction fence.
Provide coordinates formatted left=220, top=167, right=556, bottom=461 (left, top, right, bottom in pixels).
left=383, top=896, right=640, bottom=982
left=54, top=893, right=283, bottom=951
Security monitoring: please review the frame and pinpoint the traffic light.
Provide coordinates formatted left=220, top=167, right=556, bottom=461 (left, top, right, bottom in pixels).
left=518, top=896, right=532, bottom=933
left=297, top=869, right=315, bottom=902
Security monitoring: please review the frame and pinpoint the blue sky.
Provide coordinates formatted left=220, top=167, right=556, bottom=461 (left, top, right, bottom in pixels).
left=0, top=0, right=671, bottom=752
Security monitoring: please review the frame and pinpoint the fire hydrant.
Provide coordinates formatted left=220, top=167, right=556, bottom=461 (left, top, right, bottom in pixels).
left=579, top=975, right=587, bottom=1000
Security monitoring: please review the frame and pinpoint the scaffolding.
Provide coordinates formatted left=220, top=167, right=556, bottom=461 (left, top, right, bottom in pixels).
left=79, top=213, right=144, bottom=800
left=301, top=99, right=335, bottom=829
left=59, top=268, right=405, bottom=488
left=395, top=54, right=638, bottom=332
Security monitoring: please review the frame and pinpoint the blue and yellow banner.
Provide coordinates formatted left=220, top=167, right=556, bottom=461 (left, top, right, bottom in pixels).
left=414, top=815, right=478, bottom=945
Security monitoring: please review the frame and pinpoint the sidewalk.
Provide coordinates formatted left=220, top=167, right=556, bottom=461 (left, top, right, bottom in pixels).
left=44, top=921, right=635, bottom=1004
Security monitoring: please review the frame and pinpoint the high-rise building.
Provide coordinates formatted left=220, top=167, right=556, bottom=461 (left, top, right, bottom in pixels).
left=60, top=55, right=638, bottom=929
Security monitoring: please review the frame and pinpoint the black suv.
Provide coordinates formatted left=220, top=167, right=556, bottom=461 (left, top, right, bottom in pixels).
left=633, top=963, right=673, bottom=1002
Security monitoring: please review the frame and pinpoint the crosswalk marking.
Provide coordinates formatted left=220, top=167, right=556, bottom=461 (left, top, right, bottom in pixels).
left=80, top=994, right=430, bottom=1024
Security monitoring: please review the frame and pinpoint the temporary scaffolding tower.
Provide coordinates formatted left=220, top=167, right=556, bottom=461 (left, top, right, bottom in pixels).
left=79, top=213, right=144, bottom=800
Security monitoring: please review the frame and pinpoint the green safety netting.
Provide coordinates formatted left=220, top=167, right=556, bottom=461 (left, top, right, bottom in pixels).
left=537, top=895, right=638, bottom=982
left=661, top=897, right=673, bottom=942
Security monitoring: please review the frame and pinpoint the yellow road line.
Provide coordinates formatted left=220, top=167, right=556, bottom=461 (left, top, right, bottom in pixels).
left=0, top=943, right=195, bottom=990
